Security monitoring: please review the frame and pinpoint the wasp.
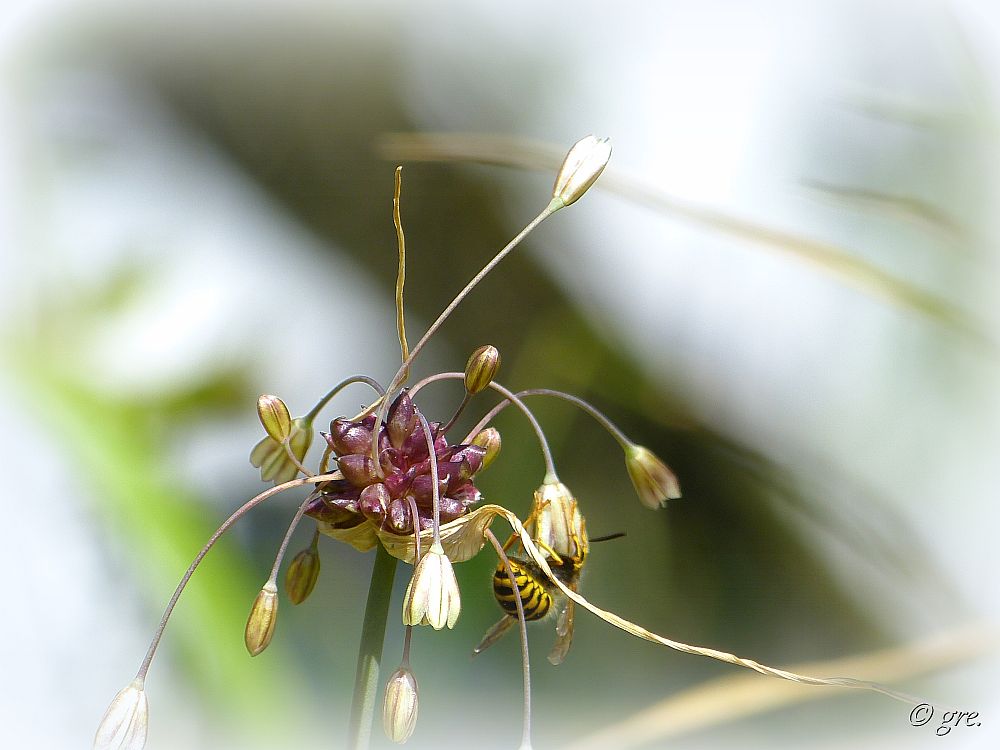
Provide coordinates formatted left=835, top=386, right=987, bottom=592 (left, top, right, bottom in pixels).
left=474, top=481, right=622, bottom=665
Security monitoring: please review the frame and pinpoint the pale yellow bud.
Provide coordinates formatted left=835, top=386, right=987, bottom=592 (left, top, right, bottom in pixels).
left=93, top=679, right=148, bottom=750
left=285, top=545, right=321, bottom=605
left=625, top=445, right=681, bottom=509
left=256, top=394, right=292, bottom=442
left=382, top=666, right=419, bottom=744
left=464, top=345, right=501, bottom=395
left=402, top=542, right=461, bottom=630
left=471, top=427, right=501, bottom=469
left=551, top=135, right=612, bottom=209
left=244, top=581, right=278, bottom=656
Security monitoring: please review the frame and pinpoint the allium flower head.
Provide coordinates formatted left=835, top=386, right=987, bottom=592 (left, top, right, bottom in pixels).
left=306, top=391, right=486, bottom=537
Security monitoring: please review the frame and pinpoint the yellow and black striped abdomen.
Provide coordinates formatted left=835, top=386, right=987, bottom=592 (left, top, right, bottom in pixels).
left=492, top=559, right=552, bottom=621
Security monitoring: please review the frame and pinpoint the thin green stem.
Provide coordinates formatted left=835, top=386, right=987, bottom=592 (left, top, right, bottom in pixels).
left=304, top=375, right=385, bottom=424
left=348, top=544, right=399, bottom=750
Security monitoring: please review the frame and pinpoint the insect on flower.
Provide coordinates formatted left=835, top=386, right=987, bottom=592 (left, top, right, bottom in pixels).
left=95, top=135, right=923, bottom=750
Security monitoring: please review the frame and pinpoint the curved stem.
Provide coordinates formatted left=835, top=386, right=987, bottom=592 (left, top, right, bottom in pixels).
left=464, top=388, right=631, bottom=450
left=414, top=411, right=443, bottom=545
left=485, top=530, right=533, bottom=750
left=305, top=375, right=386, bottom=424
left=348, top=544, right=399, bottom=750
left=282, top=439, right=315, bottom=478
left=393, top=166, right=411, bottom=375
left=266, top=494, right=314, bottom=583
left=135, top=473, right=340, bottom=681
left=371, top=205, right=556, bottom=468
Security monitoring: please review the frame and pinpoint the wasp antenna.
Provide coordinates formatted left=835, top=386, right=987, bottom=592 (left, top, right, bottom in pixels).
left=589, top=532, right=626, bottom=544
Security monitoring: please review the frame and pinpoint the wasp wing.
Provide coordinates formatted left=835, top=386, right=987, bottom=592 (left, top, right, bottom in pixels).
left=472, top=615, right=516, bottom=657
left=547, top=598, right=575, bottom=665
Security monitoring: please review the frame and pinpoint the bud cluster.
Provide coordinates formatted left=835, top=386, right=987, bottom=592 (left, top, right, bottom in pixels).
left=305, top=391, right=488, bottom=534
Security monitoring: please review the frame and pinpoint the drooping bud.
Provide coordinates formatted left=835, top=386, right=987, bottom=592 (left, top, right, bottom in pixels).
left=93, top=678, right=148, bottom=750
left=382, top=666, right=419, bottom=744
left=532, top=480, right=587, bottom=562
left=387, top=391, right=417, bottom=449
left=256, top=394, right=292, bottom=443
left=471, top=427, right=501, bottom=469
left=403, top=542, right=461, bottom=630
left=285, top=545, right=321, bottom=605
left=551, top=135, right=612, bottom=209
left=464, top=345, right=500, bottom=395
left=244, top=581, right=278, bottom=656
left=625, top=444, right=681, bottom=509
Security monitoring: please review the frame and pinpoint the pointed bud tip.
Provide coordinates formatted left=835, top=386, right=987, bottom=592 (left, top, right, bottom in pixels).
left=552, top=134, right=612, bottom=208
left=244, top=582, right=279, bottom=656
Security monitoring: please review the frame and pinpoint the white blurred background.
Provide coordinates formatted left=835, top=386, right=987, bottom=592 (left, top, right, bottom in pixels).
left=2, top=1, right=998, bottom=748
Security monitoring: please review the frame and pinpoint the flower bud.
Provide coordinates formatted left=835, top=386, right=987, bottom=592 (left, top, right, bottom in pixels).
left=471, top=427, right=501, bottom=469
left=244, top=581, right=278, bottom=656
left=403, top=542, right=461, bottom=629
left=359, top=482, right=391, bottom=524
left=464, top=345, right=500, bottom=395
left=338, top=454, right=380, bottom=487
left=256, top=394, right=292, bottom=443
left=625, top=444, right=681, bottom=509
left=387, top=391, right=417, bottom=449
left=551, top=135, right=612, bottom=208
left=285, top=545, right=321, bottom=605
left=382, top=666, right=419, bottom=744
left=93, top=679, right=148, bottom=750
left=326, top=418, right=374, bottom=456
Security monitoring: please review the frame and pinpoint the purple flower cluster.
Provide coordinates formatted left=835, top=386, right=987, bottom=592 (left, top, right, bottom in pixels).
left=306, top=392, right=486, bottom=534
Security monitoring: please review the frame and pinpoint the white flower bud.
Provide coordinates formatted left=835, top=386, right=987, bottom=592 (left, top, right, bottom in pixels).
left=402, top=542, right=461, bottom=629
left=382, top=666, right=419, bottom=743
left=93, top=679, right=148, bottom=750
left=551, top=135, right=612, bottom=209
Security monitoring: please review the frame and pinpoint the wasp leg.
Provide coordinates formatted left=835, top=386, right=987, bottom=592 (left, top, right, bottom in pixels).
left=472, top=615, right=516, bottom=657
left=501, top=503, right=545, bottom=552
left=533, top=540, right=565, bottom=567
left=547, top=599, right=576, bottom=665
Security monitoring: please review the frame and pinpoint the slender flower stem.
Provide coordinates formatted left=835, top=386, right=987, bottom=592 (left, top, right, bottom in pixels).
left=408, top=373, right=559, bottom=481
left=282, top=439, right=315, bottom=477
left=266, top=494, right=315, bottom=583
left=348, top=544, right=399, bottom=750
left=135, top=473, right=340, bottom=681
left=414, top=412, right=443, bottom=545
left=370, top=205, right=556, bottom=468
left=304, top=375, right=386, bottom=423
left=464, top=388, right=631, bottom=450
left=393, top=166, right=411, bottom=376
left=485, top=529, right=533, bottom=750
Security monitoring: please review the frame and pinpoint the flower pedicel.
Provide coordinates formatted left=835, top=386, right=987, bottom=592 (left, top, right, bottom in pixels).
left=95, top=135, right=921, bottom=750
